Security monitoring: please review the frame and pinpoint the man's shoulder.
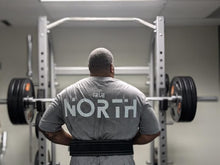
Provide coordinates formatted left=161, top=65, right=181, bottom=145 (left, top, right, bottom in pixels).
left=58, top=77, right=91, bottom=95
left=113, top=78, right=145, bottom=96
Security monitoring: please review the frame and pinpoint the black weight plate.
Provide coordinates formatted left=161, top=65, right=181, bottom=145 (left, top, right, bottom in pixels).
left=7, top=78, right=35, bottom=124
left=7, top=79, right=17, bottom=124
left=169, top=77, right=184, bottom=122
left=35, top=112, right=42, bottom=138
left=177, top=77, right=188, bottom=121
left=18, top=78, right=35, bottom=124
left=186, top=77, right=197, bottom=121
left=8, top=78, right=23, bottom=124
left=18, top=79, right=27, bottom=124
left=13, top=79, right=26, bottom=124
left=180, top=77, right=192, bottom=121
left=17, top=79, right=26, bottom=124
left=169, top=78, right=178, bottom=121
left=24, top=79, right=35, bottom=123
left=16, top=79, right=24, bottom=124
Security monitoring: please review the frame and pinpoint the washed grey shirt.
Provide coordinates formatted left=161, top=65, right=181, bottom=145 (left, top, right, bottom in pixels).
left=39, top=76, right=160, bottom=165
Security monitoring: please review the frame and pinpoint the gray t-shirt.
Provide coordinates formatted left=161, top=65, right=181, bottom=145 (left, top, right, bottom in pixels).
left=39, top=76, right=160, bottom=165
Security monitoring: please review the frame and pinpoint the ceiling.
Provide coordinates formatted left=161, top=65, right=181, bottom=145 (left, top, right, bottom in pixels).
left=1, top=0, right=220, bottom=27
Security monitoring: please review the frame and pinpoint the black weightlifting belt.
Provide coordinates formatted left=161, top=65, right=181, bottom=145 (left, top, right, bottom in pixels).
left=69, top=140, right=133, bottom=156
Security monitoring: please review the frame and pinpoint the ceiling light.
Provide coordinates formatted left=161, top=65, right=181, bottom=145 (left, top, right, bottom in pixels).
left=40, top=0, right=160, bottom=2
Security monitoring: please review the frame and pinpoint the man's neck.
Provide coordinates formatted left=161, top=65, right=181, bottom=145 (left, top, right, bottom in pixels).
left=90, top=73, right=114, bottom=78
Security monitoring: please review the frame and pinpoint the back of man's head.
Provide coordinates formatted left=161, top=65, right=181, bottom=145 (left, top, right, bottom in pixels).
left=88, top=48, right=114, bottom=74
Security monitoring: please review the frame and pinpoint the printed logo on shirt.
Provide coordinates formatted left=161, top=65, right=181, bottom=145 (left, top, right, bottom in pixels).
left=93, top=91, right=105, bottom=99
left=64, top=98, right=137, bottom=119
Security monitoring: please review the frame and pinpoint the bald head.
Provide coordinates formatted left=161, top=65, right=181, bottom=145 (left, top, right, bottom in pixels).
left=88, top=48, right=114, bottom=77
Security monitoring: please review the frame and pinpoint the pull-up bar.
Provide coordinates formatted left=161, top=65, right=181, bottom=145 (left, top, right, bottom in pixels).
left=47, top=17, right=156, bottom=30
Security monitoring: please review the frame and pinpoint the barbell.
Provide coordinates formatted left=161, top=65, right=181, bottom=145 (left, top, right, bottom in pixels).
left=0, top=77, right=218, bottom=124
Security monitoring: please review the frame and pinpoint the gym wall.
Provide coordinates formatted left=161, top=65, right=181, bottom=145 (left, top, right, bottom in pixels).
left=0, top=25, right=219, bottom=165
left=0, top=27, right=39, bottom=165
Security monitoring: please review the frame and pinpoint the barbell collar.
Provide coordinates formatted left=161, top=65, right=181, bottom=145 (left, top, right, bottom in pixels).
left=23, top=97, right=55, bottom=103
left=146, top=96, right=182, bottom=101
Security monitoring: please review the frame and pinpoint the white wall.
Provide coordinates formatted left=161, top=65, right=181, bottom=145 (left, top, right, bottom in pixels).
left=0, top=27, right=39, bottom=165
left=166, top=26, right=220, bottom=165
left=0, top=26, right=219, bottom=165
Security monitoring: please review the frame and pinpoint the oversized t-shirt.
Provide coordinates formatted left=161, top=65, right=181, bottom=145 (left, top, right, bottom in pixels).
left=39, top=76, right=160, bottom=165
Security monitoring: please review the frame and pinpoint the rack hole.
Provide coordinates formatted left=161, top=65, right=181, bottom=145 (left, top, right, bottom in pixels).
left=160, top=51, right=163, bottom=54
left=41, top=138, right=44, bottom=141
left=41, top=153, right=44, bottom=157
left=41, top=162, right=44, bottom=165
left=41, top=52, right=44, bottom=55
left=41, top=60, right=44, bottom=63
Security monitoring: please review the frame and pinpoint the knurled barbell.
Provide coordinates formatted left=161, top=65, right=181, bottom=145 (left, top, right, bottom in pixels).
left=0, top=77, right=218, bottom=124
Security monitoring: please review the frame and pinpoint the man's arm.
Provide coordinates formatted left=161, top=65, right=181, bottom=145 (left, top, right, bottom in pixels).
left=133, top=131, right=160, bottom=145
left=39, top=128, right=73, bottom=146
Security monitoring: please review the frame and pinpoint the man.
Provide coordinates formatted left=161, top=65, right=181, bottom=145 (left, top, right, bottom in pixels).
left=39, top=47, right=160, bottom=165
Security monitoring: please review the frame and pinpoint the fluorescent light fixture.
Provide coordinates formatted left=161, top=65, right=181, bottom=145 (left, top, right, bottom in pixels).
left=40, top=0, right=160, bottom=2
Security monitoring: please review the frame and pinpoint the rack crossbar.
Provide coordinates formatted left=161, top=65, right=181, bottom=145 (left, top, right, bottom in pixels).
left=47, top=17, right=156, bottom=30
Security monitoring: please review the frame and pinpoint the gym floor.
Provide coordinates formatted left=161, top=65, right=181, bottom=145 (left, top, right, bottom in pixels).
left=0, top=1, right=220, bottom=165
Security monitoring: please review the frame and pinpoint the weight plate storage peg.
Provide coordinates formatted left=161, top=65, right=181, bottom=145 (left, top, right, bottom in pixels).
left=169, top=76, right=197, bottom=122
left=165, top=73, right=170, bottom=94
left=7, top=78, right=35, bottom=124
left=35, top=112, right=42, bottom=138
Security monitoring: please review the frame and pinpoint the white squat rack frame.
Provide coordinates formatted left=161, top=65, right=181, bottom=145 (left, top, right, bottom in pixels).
left=38, top=16, right=166, bottom=165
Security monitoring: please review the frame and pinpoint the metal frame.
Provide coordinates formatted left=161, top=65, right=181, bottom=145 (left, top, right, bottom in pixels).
left=38, top=16, right=167, bottom=165
left=155, top=16, right=167, bottom=165
left=49, top=39, right=57, bottom=165
left=47, top=17, right=156, bottom=30
left=38, top=16, right=49, bottom=165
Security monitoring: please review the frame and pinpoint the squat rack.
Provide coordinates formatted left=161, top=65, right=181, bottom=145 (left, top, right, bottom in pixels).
left=38, top=16, right=166, bottom=165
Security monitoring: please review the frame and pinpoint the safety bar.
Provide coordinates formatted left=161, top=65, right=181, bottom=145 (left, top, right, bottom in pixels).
left=47, top=17, right=156, bottom=30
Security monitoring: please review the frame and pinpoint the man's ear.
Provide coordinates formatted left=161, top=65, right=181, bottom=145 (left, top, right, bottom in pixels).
left=110, top=64, right=114, bottom=74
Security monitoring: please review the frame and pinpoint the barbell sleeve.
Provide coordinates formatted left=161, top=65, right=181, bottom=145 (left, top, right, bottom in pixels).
left=0, top=99, right=7, bottom=104
left=197, top=96, right=218, bottom=102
